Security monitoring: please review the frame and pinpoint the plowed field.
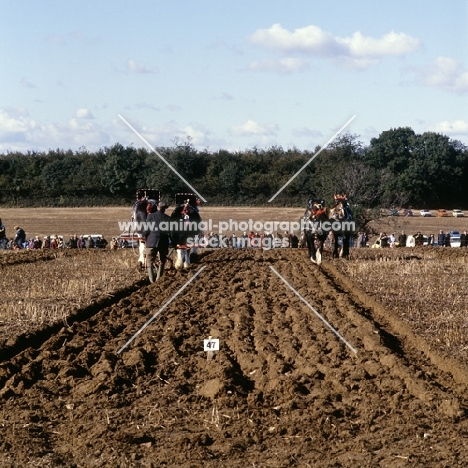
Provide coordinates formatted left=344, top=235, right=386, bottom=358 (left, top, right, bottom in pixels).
left=1, top=248, right=468, bottom=467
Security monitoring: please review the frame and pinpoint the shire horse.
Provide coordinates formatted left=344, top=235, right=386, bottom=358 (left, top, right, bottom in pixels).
left=170, top=193, right=202, bottom=270
left=303, top=193, right=353, bottom=265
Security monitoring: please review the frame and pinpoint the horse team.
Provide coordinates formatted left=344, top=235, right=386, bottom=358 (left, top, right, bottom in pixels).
left=129, top=189, right=353, bottom=282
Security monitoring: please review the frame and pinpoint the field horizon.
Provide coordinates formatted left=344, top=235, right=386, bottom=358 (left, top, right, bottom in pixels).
left=1, top=206, right=468, bottom=244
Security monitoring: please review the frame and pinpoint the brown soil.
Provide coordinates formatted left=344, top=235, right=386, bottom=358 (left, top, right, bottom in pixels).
left=1, top=248, right=468, bottom=467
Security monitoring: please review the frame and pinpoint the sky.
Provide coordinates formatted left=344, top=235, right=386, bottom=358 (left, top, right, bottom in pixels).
left=1, top=0, right=467, bottom=154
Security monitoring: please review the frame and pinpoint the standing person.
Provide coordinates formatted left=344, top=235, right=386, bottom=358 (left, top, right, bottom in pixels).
left=77, top=235, right=84, bottom=249
left=290, top=232, right=299, bottom=248
left=461, top=231, right=467, bottom=247
left=438, top=230, right=446, bottom=247
left=98, top=236, right=108, bottom=249
left=379, top=232, right=389, bottom=248
left=360, top=232, right=368, bottom=247
left=0, top=218, right=6, bottom=249
left=13, top=226, right=26, bottom=249
left=445, top=232, right=451, bottom=248
left=229, top=233, right=237, bottom=248
left=34, top=236, right=42, bottom=249
left=357, top=232, right=363, bottom=248
left=144, top=201, right=171, bottom=283
left=66, top=235, right=78, bottom=248
left=86, top=236, right=95, bottom=249
left=414, top=231, right=424, bottom=246
left=398, top=231, right=407, bottom=248
left=111, top=237, right=119, bottom=250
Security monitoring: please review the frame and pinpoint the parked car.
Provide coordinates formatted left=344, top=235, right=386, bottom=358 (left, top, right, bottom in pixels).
left=118, top=235, right=139, bottom=248
left=450, top=230, right=461, bottom=247
left=438, top=209, right=448, bottom=217
left=453, top=209, right=465, bottom=217
left=420, top=210, right=432, bottom=217
left=388, top=208, right=399, bottom=216
left=403, top=209, right=413, bottom=216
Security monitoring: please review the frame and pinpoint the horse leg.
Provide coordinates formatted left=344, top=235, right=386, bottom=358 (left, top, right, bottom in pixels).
left=174, top=249, right=183, bottom=270
left=183, top=249, right=190, bottom=269
left=190, top=246, right=199, bottom=264
left=305, top=231, right=317, bottom=263
left=341, top=235, right=350, bottom=258
left=331, top=232, right=340, bottom=258
left=138, top=241, right=146, bottom=269
left=316, top=236, right=326, bottom=266
left=315, top=241, right=322, bottom=265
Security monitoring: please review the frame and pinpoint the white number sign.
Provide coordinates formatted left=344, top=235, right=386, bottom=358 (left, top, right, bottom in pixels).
left=204, top=339, right=220, bottom=351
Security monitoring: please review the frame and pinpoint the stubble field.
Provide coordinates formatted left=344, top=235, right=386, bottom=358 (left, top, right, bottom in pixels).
left=1, top=207, right=468, bottom=466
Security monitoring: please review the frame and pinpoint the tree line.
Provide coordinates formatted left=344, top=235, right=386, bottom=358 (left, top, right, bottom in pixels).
left=1, top=127, right=467, bottom=211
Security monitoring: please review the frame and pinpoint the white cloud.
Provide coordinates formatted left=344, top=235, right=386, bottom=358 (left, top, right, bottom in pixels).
left=126, top=59, right=158, bottom=74
left=250, top=24, right=341, bottom=55
left=249, top=23, right=421, bottom=70
left=0, top=108, right=35, bottom=142
left=182, top=125, right=208, bottom=145
left=229, top=119, right=279, bottom=136
left=412, top=56, right=468, bottom=93
left=133, top=120, right=212, bottom=147
left=338, top=31, right=420, bottom=57
left=75, top=108, right=95, bottom=119
left=429, top=120, right=468, bottom=136
left=248, top=57, right=309, bottom=73
left=0, top=108, right=110, bottom=152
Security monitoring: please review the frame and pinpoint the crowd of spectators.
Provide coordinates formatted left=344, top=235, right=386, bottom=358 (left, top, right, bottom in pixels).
left=0, top=225, right=303, bottom=251
left=0, top=221, right=111, bottom=250
left=367, top=229, right=468, bottom=248
left=4, top=216, right=464, bottom=252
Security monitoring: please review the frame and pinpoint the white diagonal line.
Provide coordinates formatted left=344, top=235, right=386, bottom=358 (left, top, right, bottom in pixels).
left=117, top=266, right=206, bottom=354
left=118, top=114, right=207, bottom=202
left=268, top=115, right=356, bottom=202
left=269, top=266, right=357, bottom=354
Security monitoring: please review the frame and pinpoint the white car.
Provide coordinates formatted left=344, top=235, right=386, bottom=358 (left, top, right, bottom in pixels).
left=453, top=209, right=465, bottom=217
left=449, top=230, right=461, bottom=247
left=420, top=210, right=432, bottom=217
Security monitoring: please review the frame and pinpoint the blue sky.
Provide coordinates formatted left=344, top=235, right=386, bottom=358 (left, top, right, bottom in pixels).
left=1, top=0, right=467, bottom=153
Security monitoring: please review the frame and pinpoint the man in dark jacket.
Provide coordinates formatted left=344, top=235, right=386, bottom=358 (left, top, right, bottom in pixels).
left=144, top=201, right=171, bottom=282
left=13, top=226, right=26, bottom=249
left=461, top=231, right=467, bottom=247
left=398, top=231, right=407, bottom=247
left=438, top=230, right=446, bottom=247
left=414, top=231, right=424, bottom=246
